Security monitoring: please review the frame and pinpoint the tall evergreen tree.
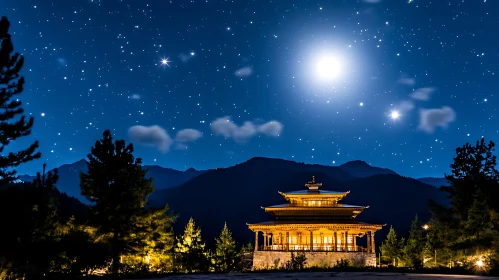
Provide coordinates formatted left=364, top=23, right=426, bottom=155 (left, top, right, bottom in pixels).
left=0, top=164, right=60, bottom=279
left=403, top=215, right=425, bottom=268
left=174, top=217, right=209, bottom=273
left=429, top=138, right=499, bottom=264
left=214, top=222, right=239, bottom=273
left=0, top=16, right=40, bottom=185
left=80, top=129, right=155, bottom=275
left=56, top=217, right=109, bottom=276
left=440, top=138, right=499, bottom=217
left=380, top=226, right=404, bottom=266
left=464, top=190, right=493, bottom=239
left=122, top=205, right=176, bottom=272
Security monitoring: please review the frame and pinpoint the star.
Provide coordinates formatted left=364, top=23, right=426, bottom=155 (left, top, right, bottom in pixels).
left=160, top=57, right=171, bottom=67
left=390, top=110, right=400, bottom=120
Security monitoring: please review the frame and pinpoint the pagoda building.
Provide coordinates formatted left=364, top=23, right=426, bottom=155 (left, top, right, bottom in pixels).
left=247, top=176, right=384, bottom=268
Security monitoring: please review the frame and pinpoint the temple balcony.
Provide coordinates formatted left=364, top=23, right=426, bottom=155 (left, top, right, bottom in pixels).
left=258, top=244, right=368, bottom=252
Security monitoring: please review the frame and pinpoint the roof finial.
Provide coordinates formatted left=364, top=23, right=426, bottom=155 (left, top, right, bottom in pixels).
left=305, top=176, right=322, bottom=191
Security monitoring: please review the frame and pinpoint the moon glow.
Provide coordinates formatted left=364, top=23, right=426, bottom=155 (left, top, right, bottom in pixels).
left=315, top=55, right=342, bottom=81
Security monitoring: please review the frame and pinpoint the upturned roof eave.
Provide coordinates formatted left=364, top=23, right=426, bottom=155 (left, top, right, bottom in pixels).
left=262, top=203, right=369, bottom=210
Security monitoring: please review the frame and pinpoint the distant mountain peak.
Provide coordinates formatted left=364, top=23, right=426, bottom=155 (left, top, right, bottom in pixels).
left=340, top=160, right=371, bottom=167
left=338, top=160, right=397, bottom=178
left=185, top=167, right=197, bottom=172
left=75, top=158, right=87, bottom=164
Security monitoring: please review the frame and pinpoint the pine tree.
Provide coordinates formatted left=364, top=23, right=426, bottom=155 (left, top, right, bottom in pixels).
left=464, top=189, right=494, bottom=245
left=56, top=217, right=109, bottom=276
left=123, top=205, right=176, bottom=272
left=80, top=129, right=155, bottom=275
left=429, top=138, right=499, bottom=265
left=214, top=222, right=239, bottom=273
left=403, top=215, right=425, bottom=268
left=30, top=164, right=60, bottom=240
left=175, top=217, right=209, bottom=273
left=240, top=242, right=254, bottom=253
left=0, top=164, right=60, bottom=278
left=441, top=138, right=499, bottom=217
left=380, top=226, right=403, bottom=266
left=0, top=16, right=41, bottom=185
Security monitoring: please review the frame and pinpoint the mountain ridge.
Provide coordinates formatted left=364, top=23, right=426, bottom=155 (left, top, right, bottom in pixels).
left=150, top=158, right=449, bottom=247
left=18, top=159, right=206, bottom=203
left=16, top=156, right=449, bottom=246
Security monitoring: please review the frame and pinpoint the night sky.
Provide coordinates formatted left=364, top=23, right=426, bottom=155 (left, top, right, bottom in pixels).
left=3, top=0, right=498, bottom=178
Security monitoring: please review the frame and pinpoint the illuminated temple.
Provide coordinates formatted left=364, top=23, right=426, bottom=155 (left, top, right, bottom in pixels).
left=247, top=176, right=384, bottom=268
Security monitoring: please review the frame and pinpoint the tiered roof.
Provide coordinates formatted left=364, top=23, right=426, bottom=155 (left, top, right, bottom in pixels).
left=261, top=176, right=369, bottom=220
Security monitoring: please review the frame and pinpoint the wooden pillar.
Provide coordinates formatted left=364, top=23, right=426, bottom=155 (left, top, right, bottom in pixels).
left=334, top=232, right=338, bottom=252
left=298, top=232, right=302, bottom=245
left=310, top=231, right=313, bottom=251
left=340, top=232, right=343, bottom=251
left=320, top=233, right=324, bottom=250
left=371, top=231, right=376, bottom=253
left=279, top=233, right=282, bottom=250
left=344, top=231, right=348, bottom=251
left=285, top=232, right=289, bottom=251
left=255, top=231, right=259, bottom=251
left=367, top=232, right=371, bottom=253
left=353, top=235, right=357, bottom=251
left=264, top=233, right=268, bottom=249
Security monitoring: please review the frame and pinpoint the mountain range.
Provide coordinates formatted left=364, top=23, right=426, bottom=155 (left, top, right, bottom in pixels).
left=18, top=159, right=205, bottom=203
left=19, top=157, right=450, bottom=247
left=416, top=177, right=451, bottom=188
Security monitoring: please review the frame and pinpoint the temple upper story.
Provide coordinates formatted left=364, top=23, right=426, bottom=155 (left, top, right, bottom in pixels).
left=263, top=176, right=368, bottom=220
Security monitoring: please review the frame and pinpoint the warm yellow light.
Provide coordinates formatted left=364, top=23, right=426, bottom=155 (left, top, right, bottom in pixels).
left=422, top=224, right=429, bottom=230
left=476, top=259, right=484, bottom=267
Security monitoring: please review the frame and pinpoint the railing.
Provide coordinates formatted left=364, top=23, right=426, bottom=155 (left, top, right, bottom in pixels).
left=258, top=244, right=367, bottom=252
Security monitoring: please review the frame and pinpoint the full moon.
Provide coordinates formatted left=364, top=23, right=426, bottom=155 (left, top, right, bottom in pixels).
left=315, top=55, right=341, bottom=80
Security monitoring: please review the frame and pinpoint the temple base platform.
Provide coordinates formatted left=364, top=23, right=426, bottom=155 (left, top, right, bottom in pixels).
left=252, top=251, right=376, bottom=269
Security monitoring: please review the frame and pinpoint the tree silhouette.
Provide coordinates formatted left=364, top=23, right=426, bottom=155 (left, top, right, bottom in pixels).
left=403, top=215, right=425, bottom=268
left=380, top=226, right=404, bottom=266
left=429, top=138, right=499, bottom=267
left=214, top=222, right=239, bottom=272
left=0, top=164, right=60, bottom=279
left=0, top=16, right=40, bottom=185
left=174, top=217, right=209, bottom=273
left=122, top=205, right=176, bottom=272
left=80, top=129, right=155, bottom=275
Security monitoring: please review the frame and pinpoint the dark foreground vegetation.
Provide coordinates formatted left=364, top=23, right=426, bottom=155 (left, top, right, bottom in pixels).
left=1, top=15, right=499, bottom=279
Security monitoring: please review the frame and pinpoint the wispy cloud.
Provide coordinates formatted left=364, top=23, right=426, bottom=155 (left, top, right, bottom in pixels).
left=234, top=66, right=253, bottom=78
left=129, top=94, right=141, bottom=100
left=397, top=77, right=416, bottom=86
left=175, top=128, right=202, bottom=143
left=179, top=52, right=195, bottom=63
left=410, top=87, right=436, bottom=101
left=128, top=126, right=202, bottom=152
left=418, top=106, right=456, bottom=133
left=211, top=116, right=283, bottom=142
left=128, top=125, right=172, bottom=153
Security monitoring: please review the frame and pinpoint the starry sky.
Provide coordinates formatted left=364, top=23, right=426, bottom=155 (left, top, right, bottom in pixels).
left=3, top=0, right=498, bottom=178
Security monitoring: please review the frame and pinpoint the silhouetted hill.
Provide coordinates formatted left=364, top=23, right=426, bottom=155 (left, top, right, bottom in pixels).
left=0, top=181, right=88, bottom=223
left=339, top=160, right=398, bottom=178
left=18, top=159, right=205, bottom=203
left=418, top=177, right=450, bottom=188
left=152, top=157, right=449, bottom=247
